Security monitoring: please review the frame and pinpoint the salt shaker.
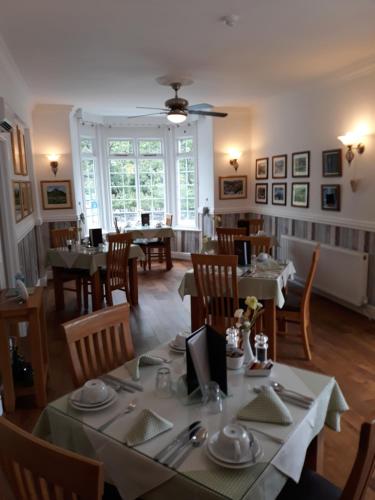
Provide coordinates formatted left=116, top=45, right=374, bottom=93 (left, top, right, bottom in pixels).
left=255, top=332, right=268, bottom=363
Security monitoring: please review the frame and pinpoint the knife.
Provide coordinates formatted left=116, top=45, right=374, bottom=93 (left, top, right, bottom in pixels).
left=100, top=375, right=135, bottom=393
left=253, top=387, right=312, bottom=409
left=104, top=374, right=144, bottom=392
left=154, top=421, right=201, bottom=462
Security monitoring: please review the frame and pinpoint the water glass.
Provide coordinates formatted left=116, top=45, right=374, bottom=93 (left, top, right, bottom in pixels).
left=203, top=381, right=223, bottom=414
left=155, top=367, right=172, bottom=398
left=66, top=239, right=73, bottom=251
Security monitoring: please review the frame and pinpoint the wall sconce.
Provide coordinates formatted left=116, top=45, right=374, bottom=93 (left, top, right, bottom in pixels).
left=228, top=150, right=241, bottom=171
left=337, top=132, right=365, bottom=165
left=47, top=154, right=60, bottom=176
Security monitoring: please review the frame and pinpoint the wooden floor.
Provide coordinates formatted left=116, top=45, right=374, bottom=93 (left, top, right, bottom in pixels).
left=7, top=260, right=375, bottom=499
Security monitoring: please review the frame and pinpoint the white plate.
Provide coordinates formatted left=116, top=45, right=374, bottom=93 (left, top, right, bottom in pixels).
left=169, top=340, right=186, bottom=352
left=205, top=444, right=263, bottom=469
left=207, top=431, right=262, bottom=465
left=69, top=387, right=117, bottom=411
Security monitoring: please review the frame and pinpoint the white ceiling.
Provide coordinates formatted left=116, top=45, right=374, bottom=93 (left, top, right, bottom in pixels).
left=1, top=0, right=375, bottom=114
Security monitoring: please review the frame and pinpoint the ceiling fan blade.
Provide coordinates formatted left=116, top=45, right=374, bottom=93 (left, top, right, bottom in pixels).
left=187, top=103, right=214, bottom=111
left=188, top=110, right=228, bottom=118
left=136, top=106, right=169, bottom=111
left=127, top=112, right=167, bottom=118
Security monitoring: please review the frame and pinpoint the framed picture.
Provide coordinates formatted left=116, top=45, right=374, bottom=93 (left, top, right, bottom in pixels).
left=40, top=180, right=73, bottom=210
left=219, top=176, right=247, bottom=200
left=291, top=182, right=309, bottom=208
left=321, top=184, right=340, bottom=211
left=21, top=182, right=30, bottom=218
left=13, top=182, right=22, bottom=222
left=255, top=158, right=268, bottom=179
left=27, top=182, right=33, bottom=214
left=272, top=154, right=287, bottom=178
left=11, top=126, right=22, bottom=175
left=255, top=183, right=268, bottom=204
left=292, top=151, right=310, bottom=177
left=18, top=126, right=28, bottom=176
left=322, top=149, right=342, bottom=177
left=272, top=183, right=287, bottom=205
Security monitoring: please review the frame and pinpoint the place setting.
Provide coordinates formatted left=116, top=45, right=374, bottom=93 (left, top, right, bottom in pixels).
left=169, top=330, right=190, bottom=354
left=68, top=379, right=119, bottom=412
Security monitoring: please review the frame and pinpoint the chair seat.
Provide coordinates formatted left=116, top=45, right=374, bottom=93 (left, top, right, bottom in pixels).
left=277, top=468, right=342, bottom=500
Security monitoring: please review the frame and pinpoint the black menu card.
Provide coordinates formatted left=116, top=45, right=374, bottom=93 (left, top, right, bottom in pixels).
left=234, top=239, right=251, bottom=266
left=89, top=228, right=103, bottom=247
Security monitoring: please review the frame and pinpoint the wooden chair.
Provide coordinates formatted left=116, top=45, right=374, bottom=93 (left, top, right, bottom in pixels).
left=191, top=253, right=239, bottom=334
left=216, top=227, right=247, bottom=255
left=234, top=235, right=273, bottom=256
left=103, top=232, right=132, bottom=306
left=62, top=303, right=135, bottom=387
left=237, top=218, right=264, bottom=235
left=140, top=213, right=173, bottom=271
left=276, top=245, right=320, bottom=360
left=50, top=227, right=83, bottom=310
left=277, top=419, right=375, bottom=500
left=0, top=416, right=103, bottom=500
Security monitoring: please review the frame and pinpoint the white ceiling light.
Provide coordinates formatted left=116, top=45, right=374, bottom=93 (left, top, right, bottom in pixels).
left=167, top=109, right=187, bottom=124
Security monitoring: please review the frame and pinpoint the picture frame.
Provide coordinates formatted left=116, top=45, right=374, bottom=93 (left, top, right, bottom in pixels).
left=21, top=182, right=30, bottom=218
left=17, top=125, right=28, bottom=176
left=13, top=182, right=22, bottom=222
left=292, top=151, right=310, bottom=177
left=27, top=182, right=33, bottom=214
left=219, top=176, right=247, bottom=200
left=40, top=180, right=73, bottom=210
left=272, top=183, right=287, bottom=205
left=321, top=184, right=340, bottom=211
left=11, top=126, right=22, bottom=175
left=291, top=182, right=309, bottom=208
left=255, top=158, right=268, bottom=179
left=272, top=154, right=287, bottom=178
left=322, top=149, right=342, bottom=177
left=255, top=183, right=268, bottom=204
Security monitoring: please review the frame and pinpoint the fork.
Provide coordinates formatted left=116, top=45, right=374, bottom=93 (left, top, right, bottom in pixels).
left=97, top=399, right=137, bottom=432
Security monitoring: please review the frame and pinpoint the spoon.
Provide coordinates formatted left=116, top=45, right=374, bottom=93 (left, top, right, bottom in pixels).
left=98, top=399, right=137, bottom=432
left=168, top=427, right=208, bottom=469
left=270, top=382, right=314, bottom=403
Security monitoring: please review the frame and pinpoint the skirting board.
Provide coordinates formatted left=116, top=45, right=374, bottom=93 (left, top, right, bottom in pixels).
left=171, top=251, right=191, bottom=261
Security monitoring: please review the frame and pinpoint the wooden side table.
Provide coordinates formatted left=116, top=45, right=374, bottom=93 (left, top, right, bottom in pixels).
left=0, top=287, right=49, bottom=413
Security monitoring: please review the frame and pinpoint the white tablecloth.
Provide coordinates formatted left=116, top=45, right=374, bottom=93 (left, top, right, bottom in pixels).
left=124, top=227, right=175, bottom=239
left=34, top=343, right=348, bottom=500
left=201, top=235, right=279, bottom=255
left=178, top=262, right=296, bottom=309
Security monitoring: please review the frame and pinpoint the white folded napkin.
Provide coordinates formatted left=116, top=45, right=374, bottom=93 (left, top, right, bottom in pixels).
left=126, top=355, right=164, bottom=380
left=125, top=409, right=173, bottom=447
left=237, top=386, right=293, bottom=425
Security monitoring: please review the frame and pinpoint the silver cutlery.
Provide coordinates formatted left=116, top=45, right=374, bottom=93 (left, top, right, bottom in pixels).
left=100, top=376, right=135, bottom=393
left=270, top=382, right=314, bottom=403
left=104, top=374, right=143, bottom=392
left=154, top=421, right=202, bottom=462
left=97, top=399, right=137, bottom=432
left=243, top=426, right=285, bottom=445
left=154, top=355, right=172, bottom=363
left=253, top=386, right=312, bottom=409
left=167, top=427, right=207, bottom=469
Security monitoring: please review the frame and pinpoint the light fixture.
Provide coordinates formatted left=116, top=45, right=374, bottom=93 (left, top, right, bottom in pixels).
left=337, top=131, right=365, bottom=165
left=47, top=154, right=60, bottom=176
left=228, top=149, right=241, bottom=171
left=167, top=109, right=187, bottom=124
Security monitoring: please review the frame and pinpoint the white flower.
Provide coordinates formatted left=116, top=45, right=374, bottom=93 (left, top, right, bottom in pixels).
left=234, top=308, right=244, bottom=318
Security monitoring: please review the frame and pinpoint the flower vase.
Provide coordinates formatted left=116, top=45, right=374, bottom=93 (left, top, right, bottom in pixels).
left=242, top=328, right=255, bottom=365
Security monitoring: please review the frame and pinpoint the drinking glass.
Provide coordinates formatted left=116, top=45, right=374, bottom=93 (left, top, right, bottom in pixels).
left=203, top=381, right=223, bottom=414
left=66, top=239, right=73, bottom=251
left=155, top=367, right=172, bottom=398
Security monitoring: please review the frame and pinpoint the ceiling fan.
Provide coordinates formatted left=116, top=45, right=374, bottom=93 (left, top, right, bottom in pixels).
left=130, top=81, right=228, bottom=124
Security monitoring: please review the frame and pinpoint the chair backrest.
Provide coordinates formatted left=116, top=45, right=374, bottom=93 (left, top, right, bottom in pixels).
left=237, top=219, right=264, bottom=235
left=191, top=253, right=239, bottom=334
left=165, top=213, right=173, bottom=226
left=106, top=232, right=132, bottom=291
left=0, top=417, right=103, bottom=500
left=341, top=420, right=375, bottom=500
left=51, top=227, right=78, bottom=248
left=242, top=235, right=272, bottom=255
left=63, top=303, right=135, bottom=387
left=301, top=245, right=320, bottom=319
left=217, top=227, right=247, bottom=255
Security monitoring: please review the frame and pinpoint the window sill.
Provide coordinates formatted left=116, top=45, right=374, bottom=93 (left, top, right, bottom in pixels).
left=173, top=226, right=201, bottom=232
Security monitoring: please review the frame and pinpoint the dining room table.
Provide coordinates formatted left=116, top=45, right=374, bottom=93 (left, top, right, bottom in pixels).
left=124, top=226, right=175, bottom=270
left=33, top=341, right=349, bottom=500
left=178, top=260, right=296, bottom=361
left=46, top=243, right=145, bottom=311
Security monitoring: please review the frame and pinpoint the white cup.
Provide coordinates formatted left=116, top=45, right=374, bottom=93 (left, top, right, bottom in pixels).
left=257, top=252, right=269, bottom=262
left=226, top=350, right=244, bottom=370
left=81, top=379, right=109, bottom=404
left=174, top=331, right=189, bottom=349
left=213, top=423, right=250, bottom=462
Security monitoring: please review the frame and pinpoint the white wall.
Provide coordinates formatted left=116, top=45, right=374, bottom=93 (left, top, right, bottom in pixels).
left=250, top=72, right=375, bottom=230
left=213, top=108, right=251, bottom=212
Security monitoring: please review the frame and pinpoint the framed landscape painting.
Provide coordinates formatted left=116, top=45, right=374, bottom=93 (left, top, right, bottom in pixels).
left=292, top=151, right=310, bottom=177
left=322, top=184, right=340, bottom=211
left=21, top=182, right=30, bottom=218
left=255, top=158, right=268, bottom=179
left=41, top=180, right=73, bottom=209
left=219, top=176, right=247, bottom=200
left=272, top=183, right=287, bottom=205
left=11, top=126, right=22, bottom=175
left=255, top=183, right=268, bottom=204
left=272, top=154, right=287, bottom=178
left=13, top=182, right=22, bottom=222
left=322, top=149, right=342, bottom=177
left=291, top=182, right=309, bottom=208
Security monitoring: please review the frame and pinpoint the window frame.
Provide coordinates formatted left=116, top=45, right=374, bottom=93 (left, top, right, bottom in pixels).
left=175, top=134, right=198, bottom=228
left=79, top=136, right=102, bottom=230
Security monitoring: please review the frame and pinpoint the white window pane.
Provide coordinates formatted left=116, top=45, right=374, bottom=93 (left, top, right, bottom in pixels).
left=80, top=139, right=94, bottom=154
left=108, top=140, right=134, bottom=155
left=138, top=139, right=162, bottom=155
left=178, top=138, right=193, bottom=154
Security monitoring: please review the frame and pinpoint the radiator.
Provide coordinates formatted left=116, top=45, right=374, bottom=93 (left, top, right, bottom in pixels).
left=280, top=235, right=368, bottom=307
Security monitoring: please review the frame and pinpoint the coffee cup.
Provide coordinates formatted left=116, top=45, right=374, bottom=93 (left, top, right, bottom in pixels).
left=226, top=349, right=244, bottom=370
left=81, top=379, right=109, bottom=404
left=174, top=331, right=189, bottom=349
left=213, top=423, right=250, bottom=461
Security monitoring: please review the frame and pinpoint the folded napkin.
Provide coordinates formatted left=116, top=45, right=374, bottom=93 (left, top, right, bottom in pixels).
left=126, top=355, right=164, bottom=380
left=125, top=409, right=173, bottom=446
left=237, top=386, right=293, bottom=425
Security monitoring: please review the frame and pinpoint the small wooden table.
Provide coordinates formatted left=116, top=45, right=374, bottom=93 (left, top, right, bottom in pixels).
left=0, top=287, right=48, bottom=413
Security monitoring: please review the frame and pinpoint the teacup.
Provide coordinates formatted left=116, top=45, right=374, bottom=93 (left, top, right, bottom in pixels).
left=257, top=252, right=269, bottom=262
left=173, top=331, right=189, bottom=349
left=226, top=349, right=244, bottom=370
left=81, top=379, right=109, bottom=404
left=213, top=423, right=250, bottom=462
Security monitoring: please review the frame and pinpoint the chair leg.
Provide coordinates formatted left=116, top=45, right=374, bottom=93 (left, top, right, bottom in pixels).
left=277, top=317, right=287, bottom=333
left=105, top=282, right=113, bottom=306
left=83, top=279, right=89, bottom=311
left=301, top=321, right=312, bottom=361
left=148, top=249, right=151, bottom=270
left=75, top=278, right=82, bottom=311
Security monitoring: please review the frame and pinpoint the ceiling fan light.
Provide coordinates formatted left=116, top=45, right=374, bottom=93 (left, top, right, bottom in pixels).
left=167, top=109, right=187, bottom=124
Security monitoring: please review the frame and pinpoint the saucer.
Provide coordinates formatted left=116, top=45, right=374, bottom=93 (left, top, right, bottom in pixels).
left=207, top=431, right=262, bottom=465
left=169, top=340, right=186, bottom=352
left=69, top=386, right=117, bottom=411
left=205, top=444, right=262, bottom=469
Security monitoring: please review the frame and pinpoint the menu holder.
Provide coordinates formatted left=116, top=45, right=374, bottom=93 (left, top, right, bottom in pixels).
left=141, top=213, right=150, bottom=226
left=234, top=239, right=251, bottom=267
left=89, top=228, right=103, bottom=247
left=186, top=325, right=227, bottom=396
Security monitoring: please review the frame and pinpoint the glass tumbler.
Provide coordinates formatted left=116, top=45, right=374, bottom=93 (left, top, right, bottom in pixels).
left=203, top=381, right=223, bottom=414
left=155, top=367, right=172, bottom=398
